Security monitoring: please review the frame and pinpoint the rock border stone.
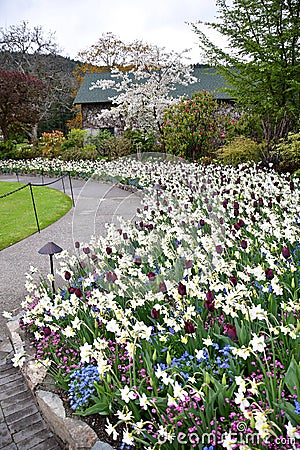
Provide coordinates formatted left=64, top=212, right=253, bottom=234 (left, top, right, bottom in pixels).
left=6, top=318, right=114, bottom=450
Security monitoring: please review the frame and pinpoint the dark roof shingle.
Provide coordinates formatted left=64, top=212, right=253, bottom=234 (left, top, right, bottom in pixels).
left=74, top=67, right=233, bottom=104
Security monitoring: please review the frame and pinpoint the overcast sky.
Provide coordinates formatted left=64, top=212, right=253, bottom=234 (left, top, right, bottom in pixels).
left=0, top=0, right=220, bottom=63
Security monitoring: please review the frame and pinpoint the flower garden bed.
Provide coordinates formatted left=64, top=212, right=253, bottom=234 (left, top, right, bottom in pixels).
left=3, top=156, right=300, bottom=450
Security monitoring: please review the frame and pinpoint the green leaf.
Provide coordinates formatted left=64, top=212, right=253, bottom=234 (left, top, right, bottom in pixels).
left=76, top=400, right=111, bottom=416
left=284, top=358, right=300, bottom=397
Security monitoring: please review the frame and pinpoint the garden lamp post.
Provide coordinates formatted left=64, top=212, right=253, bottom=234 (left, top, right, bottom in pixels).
left=153, top=184, right=162, bottom=203
left=38, top=242, right=63, bottom=292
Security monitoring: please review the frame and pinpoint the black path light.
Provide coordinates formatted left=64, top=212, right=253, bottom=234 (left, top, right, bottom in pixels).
left=153, top=184, right=162, bottom=203
left=38, top=242, right=63, bottom=292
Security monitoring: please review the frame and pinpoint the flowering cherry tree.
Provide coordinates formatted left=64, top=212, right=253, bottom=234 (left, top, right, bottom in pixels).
left=89, top=48, right=198, bottom=143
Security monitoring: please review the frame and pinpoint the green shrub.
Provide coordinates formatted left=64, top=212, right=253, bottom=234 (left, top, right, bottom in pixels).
left=62, top=129, right=88, bottom=150
left=217, top=136, right=263, bottom=165
left=106, top=135, right=133, bottom=159
left=0, top=140, right=17, bottom=159
left=61, top=144, right=100, bottom=161
left=274, top=132, right=300, bottom=174
left=122, top=129, right=156, bottom=154
left=14, top=143, right=39, bottom=159
left=87, top=130, right=115, bottom=157
left=163, top=91, right=230, bottom=160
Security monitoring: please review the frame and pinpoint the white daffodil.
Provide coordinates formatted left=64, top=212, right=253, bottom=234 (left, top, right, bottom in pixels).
left=249, top=334, right=266, bottom=353
left=105, top=419, right=119, bottom=440
left=79, top=342, right=93, bottom=363
left=285, top=421, right=300, bottom=440
left=120, top=385, right=136, bottom=404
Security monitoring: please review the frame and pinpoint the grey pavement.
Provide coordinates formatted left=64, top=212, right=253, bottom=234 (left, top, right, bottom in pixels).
left=0, top=173, right=142, bottom=449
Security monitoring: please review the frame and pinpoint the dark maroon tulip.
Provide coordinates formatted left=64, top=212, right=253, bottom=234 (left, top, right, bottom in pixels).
left=83, top=247, right=90, bottom=254
left=240, top=240, right=248, bottom=249
left=290, top=181, right=295, bottom=191
left=43, top=326, right=51, bottom=337
left=75, top=241, right=80, bottom=249
left=234, top=222, right=241, bottom=231
left=258, top=198, right=263, bottom=207
left=74, top=288, right=82, bottom=298
left=106, top=246, right=112, bottom=255
left=229, top=276, right=237, bottom=287
left=199, top=219, right=205, bottom=227
left=64, top=271, right=71, bottom=281
left=106, top=271, right=117, bottom=282
left=68, top=286, right=75, bottom=294
left=123, top=233, right=128, bottom=240
left=281, top=247, right=291, bottom=259
left=219, top=217, right=224, bottom=225
left=159, top=282, right=167, bottom=293
left=204, top=299, right=215, bottom=312
left=91, top=254, right=98, bottom=262
left=178, top=282, right=187, bottom=296
left=134, top=256, right=142, bottom=265
left=184, top=321, right=195, bottom=333
left=265, top=268, right=274, bottom=280
left=151, top=308, right=160, bottom=319
left=185, top=260, right=193, bottom=269
left=223, top=323, right=237, bottom=340
left=206, top=291, right=214, bottom=302
left=234, top=201, right=239, bottom=209
left=147, top=272, right=156, bottom=281
left=238, top=219, right=245, bottom=227
left=222, top=199, right=228, bottom=208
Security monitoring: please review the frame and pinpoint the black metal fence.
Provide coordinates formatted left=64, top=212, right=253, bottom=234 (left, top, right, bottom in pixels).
left=0, top=173, right=75, bottom=234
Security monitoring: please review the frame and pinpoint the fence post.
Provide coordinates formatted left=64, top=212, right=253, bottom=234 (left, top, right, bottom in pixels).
left=61, top=171, right=66, bottom=193
left=68, top=172, right=75, bottom=207
left=29, top=183, right=40, bottom=233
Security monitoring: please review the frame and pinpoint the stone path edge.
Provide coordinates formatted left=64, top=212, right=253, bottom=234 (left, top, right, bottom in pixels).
left=6, top=317, right=115, bottom=450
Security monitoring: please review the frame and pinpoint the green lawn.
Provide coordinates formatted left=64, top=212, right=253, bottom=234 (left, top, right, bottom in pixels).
left=0, top=182, right=72, bottom=250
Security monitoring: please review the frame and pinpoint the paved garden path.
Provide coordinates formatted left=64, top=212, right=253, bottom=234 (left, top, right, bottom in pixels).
left=0, top=173, right=142, bottom=449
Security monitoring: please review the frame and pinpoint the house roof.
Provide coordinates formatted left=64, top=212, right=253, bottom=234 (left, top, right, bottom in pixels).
left=74, top=66, right=233, bottom=105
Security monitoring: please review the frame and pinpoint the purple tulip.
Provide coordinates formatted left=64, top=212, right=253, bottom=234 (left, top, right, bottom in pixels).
left=240, top=240, right=248, bottom=249
left=74, top=288, right=82, bottom=298
left=147, top=272, right=156, bottom=281
left=184, top=321, right=195, bottom=333
left=43, top=326, right=51, bottom=337
left=229, top=276, right=237, bottom=287
left=265, top=268, right=274, bottom=280
left=159, top=282, right=167, bottom=293
left=281, top=247, right=291, bottom=259
left=223, top=323, right=237, bottom=341
left=64, top=271, right=71, bottom=281
left=106, top=271, right=117, bottom=282
left=206, top=291, right=214, bottom=302
left=151, top=308, right=160, bottom=319
left=178, top=282, right=187, bottom=296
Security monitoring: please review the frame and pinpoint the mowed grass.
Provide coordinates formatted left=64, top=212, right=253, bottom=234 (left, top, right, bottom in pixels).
left=0, top=182, right=72, bottom=250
